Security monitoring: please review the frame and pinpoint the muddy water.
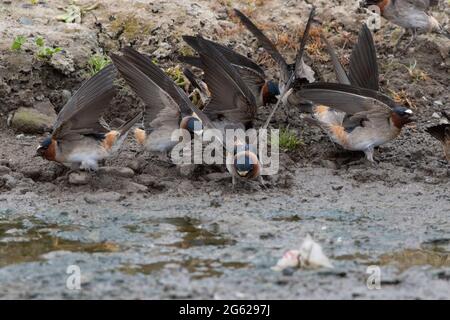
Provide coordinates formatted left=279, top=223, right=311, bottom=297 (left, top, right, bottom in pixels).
left=0, top=175, right=449, bottom=300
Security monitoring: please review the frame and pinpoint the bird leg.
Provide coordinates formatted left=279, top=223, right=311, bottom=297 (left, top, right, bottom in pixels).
left=364, top=147, right=379, bottom=166
left=259, top=176, right=268, bottom=190
left=393, top=28, right=407, bottom=52
left=232, top=175, right=237, bottom=190
left=401, top=28, right=417, bottom=53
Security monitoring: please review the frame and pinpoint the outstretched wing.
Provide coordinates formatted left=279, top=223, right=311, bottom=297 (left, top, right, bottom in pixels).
left=182, top=36, right=265, bottom=78
left=110, top=52, right=183, bottom=152
left=52, top=64, right=117, bottom=140
left=295, top=82, right=394, bottom=115
left=348, top=24, right=379, bottom=91
left=294, top=6, right=316, bottom=81
left=234, top=8, right=290, bottom=86
left=188, top=36, right=257, bottom=125
left=121, top=47, right=192, bottom=118
left=321, top=35, right=351, bottom=85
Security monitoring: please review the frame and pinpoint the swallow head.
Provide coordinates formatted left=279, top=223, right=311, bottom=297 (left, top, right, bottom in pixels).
left=181, top=116, right=203, bottom=136
left=391, top=106, right=414, bottom=128
left=262, top=80, right=280, bottom=105
left=233, top=151, right=260, bottom=179
left=35, top=137, right=54, bottom=159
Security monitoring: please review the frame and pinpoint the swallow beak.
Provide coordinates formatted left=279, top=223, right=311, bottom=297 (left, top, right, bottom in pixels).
left=34, top=146, right=43, bottom=158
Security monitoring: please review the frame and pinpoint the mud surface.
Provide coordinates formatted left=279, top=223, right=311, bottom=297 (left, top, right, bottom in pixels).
left=0, top=0, right=449, bottom=299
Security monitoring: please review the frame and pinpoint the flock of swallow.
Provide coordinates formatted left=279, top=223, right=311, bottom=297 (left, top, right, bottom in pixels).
left=35, top=1, right=449, bottom=186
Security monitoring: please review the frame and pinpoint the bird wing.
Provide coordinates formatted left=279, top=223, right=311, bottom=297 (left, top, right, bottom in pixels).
left=189, top=36, right=257, bottom=125
left=401, top=0, right=439, bottom=11
left=294, top=6, right=316, bottom=81
left=52, top=64, right=117, bottom=140
left=180, top=54, right=265, bottom=101
left=233, top=8, right=290, bottom=85
left=182, top=35, right=266, bottom=77
left=321, top=35, right=351, bottom=85
left=348, top=24, right=379, bottom=91
left=296, top=82, right=394, bottom=115
left=120, top=47, right=193, bottom=118
left=426, top=124, right=450, bottom=142
left=110, top=52, right=181, bottom=140
left=178, top=55, right=205, bottom=70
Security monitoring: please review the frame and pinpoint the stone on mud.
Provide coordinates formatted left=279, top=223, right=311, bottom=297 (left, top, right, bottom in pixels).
left=68, top=172, right=90, bottom=185
left=10, top=107, right=55, bottom=134
left=0, top=165, right=11, bottom=176
left=123, top=181, right=148, bottom=193
left=98, top=167, right=135, bottom=178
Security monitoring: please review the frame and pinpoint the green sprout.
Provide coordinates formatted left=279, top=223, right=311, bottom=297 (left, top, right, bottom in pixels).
left=87, top=53, right=111, bottom=76
left=56, top=4, right=81, bottom=23
left=165, top=65, right=186, bottom=88
left=56, top=3, right=98, bottom=24
left=11, top=36, right=26, bottom=51
left=34, top=37, right=62, bottom=60
left=278, top=128, right=302, bottom=152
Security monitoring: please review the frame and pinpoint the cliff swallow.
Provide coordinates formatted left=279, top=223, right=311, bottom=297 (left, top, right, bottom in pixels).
left=179, top=36, right=280, bottom=107
left=322, top=24, right=379, bottom=91
left=426, top=111, right=450, bottom=161
left=234, top=7, right=316, bottom=128
left=35, top=65, right=142, bottom=171
left=182, top=36, right=264, bottom=185
left=361, top=0, right=445, bottom=50
left=110, top=47, right=203, bottom=156
left=291, top=82, right=414, bottom=162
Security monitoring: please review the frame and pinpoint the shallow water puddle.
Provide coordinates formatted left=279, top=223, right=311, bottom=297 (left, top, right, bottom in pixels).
left=146, top=217, right=236, bottom=249
left=271, top=215, right=302, bottom=222
left=335, top=240, right=450, bottom=273
left=120, top=258, right=249, bottom=279
left=0, top=218, right=120, bottom=268
left=377, top=248, right=450, bottom=272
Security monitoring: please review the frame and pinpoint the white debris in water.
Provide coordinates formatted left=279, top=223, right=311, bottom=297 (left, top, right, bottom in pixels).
left=271, top=250, right=301, bottom=271
left=272, top=234, right=333, bottom=271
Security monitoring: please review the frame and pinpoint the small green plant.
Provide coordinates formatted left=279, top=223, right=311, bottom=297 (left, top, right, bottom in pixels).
left=30, top=0, right=39, bottom=5
left=87, top=53, right=111, bottom=75
left=165, top=65, right=186, bottom=88
left=278, top=128, right=302, bottom=152
left=56, top=4, right=81, bottom=23
left=11, top=36, right=26, bottom=51
left=401, top=60, right=429, bottom=82
left=34, top=37, right=62, bottom=60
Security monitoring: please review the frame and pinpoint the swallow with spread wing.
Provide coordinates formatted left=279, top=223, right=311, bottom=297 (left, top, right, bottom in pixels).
left=110, top=47, right=203, bottom=156
left=182, top=36, right=265, bottom=185
left=36, top=65, right=142, bottom=171
left=180, top=36, right=280, bottom=108
left=292, top=83, right=414, bottom=162
left=426, top=111, right=450, bottom=161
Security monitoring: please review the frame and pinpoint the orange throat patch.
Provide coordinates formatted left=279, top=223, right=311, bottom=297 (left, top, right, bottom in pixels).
left=43, top=139, right=57, bottom=162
